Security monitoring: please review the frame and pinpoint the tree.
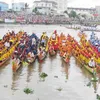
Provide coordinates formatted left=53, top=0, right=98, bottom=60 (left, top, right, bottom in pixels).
left=32, top=7, right=38, bottom=13
left=69, top=11, right=77, bottom=18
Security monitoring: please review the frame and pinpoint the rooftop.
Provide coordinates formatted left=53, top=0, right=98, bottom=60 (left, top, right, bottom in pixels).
left=0, top=1, right=8, bottom=5
left=67, top=7, right=96, bottom=11
left=34, top=0, right=57, bottom=5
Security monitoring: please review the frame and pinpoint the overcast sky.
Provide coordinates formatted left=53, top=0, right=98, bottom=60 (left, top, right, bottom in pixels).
left=0, top=0, right=100, bottom=8
left=68, top=0, right=100, bottom=8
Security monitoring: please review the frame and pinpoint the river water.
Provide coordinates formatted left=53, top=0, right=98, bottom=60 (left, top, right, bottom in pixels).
left=0, top=24, right=100, bottom=100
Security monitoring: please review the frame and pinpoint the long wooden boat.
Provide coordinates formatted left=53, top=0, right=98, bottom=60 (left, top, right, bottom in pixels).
left=69, top=35, right=97, bottom=74
left=38, top=32, right=49, bottom=61
left=72, top=43, right=96, bottom=74
left=0, top=43, right=18, bottom=66
left=84, top=65, right=96, bottom=74
left=12, top=33, right=39, bottom=71
left=0, top=57, right=10, bottom=66
left=73, top=49, right=96, bottom=74
left=49, top=49, right=57, bottom=56
left=59, top=34, right=72, bottom=63
left=48, top=31, right=59, bottom=56
left=62, top=53, right=70, bottom=63
left=27, top=56, right=36, bottom=64
left=12, top=33, right=29, bottom=72
left=12, top=59, right=22, bottom=72
left=26, top=33, right=39, bottom=64
left=78, top=32, right=87, bottom=38
left=59, top=33, right=67, bottom=52
left=0, top=31, right=24, bottom=66
left=78, top=34, right=100, bottom=74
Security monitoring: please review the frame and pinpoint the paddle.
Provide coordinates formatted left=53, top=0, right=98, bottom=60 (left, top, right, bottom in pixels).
left=22, top=61, right=28, bottom=66
left=91, top=68, right=99, bottom=82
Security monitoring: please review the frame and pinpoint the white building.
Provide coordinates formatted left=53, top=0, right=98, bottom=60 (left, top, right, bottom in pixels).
left=57, top=0, right=67, bottom=13
left=33, top=0, right=57, bottom=15
left=67, top=7, right=96, bottom=14
left=95, top=6, right=100, bottom=15
left=12, top=2, right=25, bottom=11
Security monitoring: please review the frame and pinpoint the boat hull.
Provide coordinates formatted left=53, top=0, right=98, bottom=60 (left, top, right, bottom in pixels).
left=12, top=61, right=22, bottom=72
left=0, top=42, right=19, bottom=67
left=0, top=57, right=10, bottom=66
left=84, top=65, right=96, bottom=74
left=49, top=50, right=57, bottom=56
left=38, top=53, right=46, bottom=61
left=27, top=56, right=36, bottom=64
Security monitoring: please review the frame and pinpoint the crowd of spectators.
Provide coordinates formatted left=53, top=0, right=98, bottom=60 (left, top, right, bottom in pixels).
left=0, top=11, right=70, bottom=24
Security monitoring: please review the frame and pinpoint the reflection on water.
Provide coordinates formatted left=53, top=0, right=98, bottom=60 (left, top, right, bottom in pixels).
left=38, top=62, right=43, bottom=74
left=0, top=60, right=10, bottom=74
left=74, top=55, right=99, bottom=93
left=0, top=25, right=99, bottom=100
left=61, top=59, right=69, bottom=80
left=11, top=66, right=23, bottom=91
left=27, top=65, right=34, bottom=83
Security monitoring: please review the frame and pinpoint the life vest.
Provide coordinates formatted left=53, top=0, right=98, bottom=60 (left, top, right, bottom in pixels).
left=41, top=33, right=46, bottom=39
left=49, top=35, right=58, bottom=45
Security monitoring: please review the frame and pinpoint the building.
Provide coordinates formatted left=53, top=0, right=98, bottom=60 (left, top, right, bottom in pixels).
left=67, top=7, right=96, bottom=15
left=0, top=2, right=8, bottom=11
left=95, top=6, right=100, bottom=15
left=33, top=0, right=57, bottom=15
left=12, top=2, right=25, bottom=11
left=57, top=0, right=67, bottom=13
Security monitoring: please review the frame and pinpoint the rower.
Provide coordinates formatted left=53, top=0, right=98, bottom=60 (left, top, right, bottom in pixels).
left=28, top=51, right=34, bottom=58
left=88, top=57, right=96, bottom=68
left=19, top=40, right=25, bottom=50
left=52, top=30, right=57, bottom=39
left=32, top=38, right=36, bottom=46
left=38, top=47, right=42, bottom=55
left=52, top=33, right=56, bottom=39
left=41, top=32, right=46, bottom=47
left=63, top=52, right=66, bottom=58
left=41, top=38, right=46, bottom=47
left=91, top=31, right=95, bottom=38
left=49, top=45, right=54, bottom=52
left=41, top=32, right=46, bottom=39
left=4, top=41, right=10, bottom=49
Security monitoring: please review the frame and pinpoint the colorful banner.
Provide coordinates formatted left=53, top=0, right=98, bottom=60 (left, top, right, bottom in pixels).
left=4, top=19, right=16, bottom=23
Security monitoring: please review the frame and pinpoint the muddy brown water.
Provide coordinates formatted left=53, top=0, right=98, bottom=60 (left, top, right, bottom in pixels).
left=0, top=24, right=100, bottom=100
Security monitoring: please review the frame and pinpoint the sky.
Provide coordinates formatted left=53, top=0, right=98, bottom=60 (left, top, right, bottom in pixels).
left=68, top=0, right=100, bottom=8
left=0, top=0, right=100, bottom=8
